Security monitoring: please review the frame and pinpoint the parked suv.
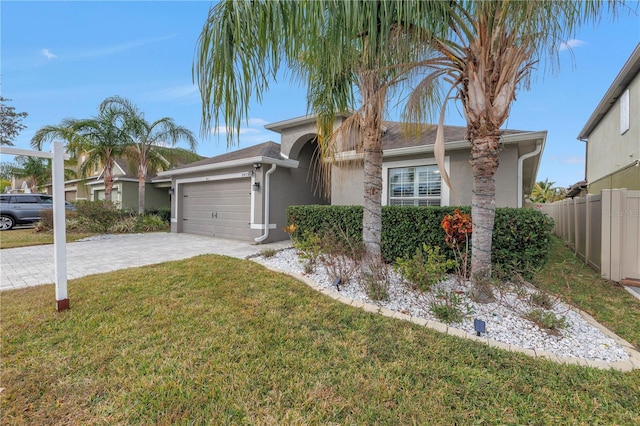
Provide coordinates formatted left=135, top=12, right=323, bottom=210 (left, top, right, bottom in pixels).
left=0, top=193, right=75, bottom=230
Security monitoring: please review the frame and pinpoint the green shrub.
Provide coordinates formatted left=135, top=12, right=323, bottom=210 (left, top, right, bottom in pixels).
left=74, top=200, right=122, bottom=233
left=35, top=209, right=55, bottom=231
left=108, top=216, right=138, bottom=233
left=287, top=205, right=554, bottom=276
left=145, top=207, right=171, bottom=222
left=395, top=244, right=457, bottom=292
left=135, top=214, right=167, bottom=232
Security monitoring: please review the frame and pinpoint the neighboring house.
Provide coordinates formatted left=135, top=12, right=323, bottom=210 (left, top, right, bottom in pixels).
left=578, top=43, right=640, bottom=194
left=158, top=114, right=546, bottom=243
left=45, top=150, right=203, bottom=210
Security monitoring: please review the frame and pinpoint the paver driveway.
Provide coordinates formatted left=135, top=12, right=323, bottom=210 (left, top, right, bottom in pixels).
left=0, top=232, right=290, bottom=291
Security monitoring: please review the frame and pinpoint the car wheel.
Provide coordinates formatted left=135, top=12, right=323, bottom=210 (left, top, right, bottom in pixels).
left=0, top=214, right=15, bottom=231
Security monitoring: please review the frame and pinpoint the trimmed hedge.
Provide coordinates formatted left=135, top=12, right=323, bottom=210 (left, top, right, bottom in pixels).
left=286, top=205, right=554, bottom=274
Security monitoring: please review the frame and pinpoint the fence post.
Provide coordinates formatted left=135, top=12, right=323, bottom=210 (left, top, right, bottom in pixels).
left=573, top=197, right=579, bottom=255
left=585, top=193, right=591, bottom=265
left=601, top=189, right=611, bottom=280
left=611, top=189, right=626, bottom=282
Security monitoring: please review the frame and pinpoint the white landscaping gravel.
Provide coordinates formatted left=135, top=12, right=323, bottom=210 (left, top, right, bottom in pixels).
left=254, top=247, right=629, bottom=363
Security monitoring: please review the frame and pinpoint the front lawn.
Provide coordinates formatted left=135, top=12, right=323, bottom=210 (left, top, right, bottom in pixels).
left=2, top=252, right=639, bottom=424
left=0, top=229, right=98, bottom=249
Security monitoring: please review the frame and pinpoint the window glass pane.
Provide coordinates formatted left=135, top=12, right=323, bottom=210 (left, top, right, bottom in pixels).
left=388, top=164, right=443, bottom=206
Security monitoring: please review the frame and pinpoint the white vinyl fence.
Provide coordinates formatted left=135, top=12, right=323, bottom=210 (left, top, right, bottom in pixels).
left=539, top=189, right=640, bottom=282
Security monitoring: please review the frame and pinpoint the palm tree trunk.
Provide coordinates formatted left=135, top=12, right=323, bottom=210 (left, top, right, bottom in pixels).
left=470, top=135, right=499, bottom=301
left=138, top=165, right=147, bottom=215
left=361, top=108, right=384, bottom=267
left=103, top=160, right=114, bottom=202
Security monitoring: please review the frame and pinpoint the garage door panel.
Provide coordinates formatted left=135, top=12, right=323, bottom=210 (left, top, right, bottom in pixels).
left=181, top=179, right=252, bottom=240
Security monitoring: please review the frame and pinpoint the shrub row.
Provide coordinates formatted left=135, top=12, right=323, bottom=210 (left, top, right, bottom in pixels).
left=36, top=201, right=169, bottom=234
left=286, top=205, right=554, bottom=275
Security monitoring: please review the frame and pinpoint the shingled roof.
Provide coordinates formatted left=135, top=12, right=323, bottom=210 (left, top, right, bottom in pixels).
left=380, top=121, right=527, bottom=150
left=168, top=141, right=282, bottom=171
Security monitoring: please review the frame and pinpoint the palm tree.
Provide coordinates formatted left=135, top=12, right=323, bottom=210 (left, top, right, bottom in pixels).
left=9, top=156, right=50, bottom=193
left=31, top=106, right=130, bottom=202
left=194, top=0, right=449, bottom=264
left=8, top=156, right=77, bottom=193
left=530, top=179, right=566, bottom=203
left=405, top=0, right=626, bottom=294
left=100, top=96, right=198, bottom=214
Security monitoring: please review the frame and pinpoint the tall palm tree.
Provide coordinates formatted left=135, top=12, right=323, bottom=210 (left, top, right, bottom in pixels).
left=194, top=0, right=449, bottom=264
left=100, top=96, right=198, bottom=214
left=405, top=0, right=626, bottom=294
left=31, top=106, right=130, bottom=202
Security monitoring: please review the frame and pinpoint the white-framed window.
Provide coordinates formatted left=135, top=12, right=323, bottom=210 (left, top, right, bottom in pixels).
left=620, top=88, right=629, bottom=135
left=382, top=157, right=450, bottom=206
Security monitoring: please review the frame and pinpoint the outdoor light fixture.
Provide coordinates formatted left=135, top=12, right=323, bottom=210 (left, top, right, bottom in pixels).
left=253, top=163, right=262, bottom=169
left=252, top=182, right=260, bottom=191
left=168, top=187, right=174, bottom=195
left=333, top=277, right=341, bottom=291
left=474, top=318, right=486, bottom=336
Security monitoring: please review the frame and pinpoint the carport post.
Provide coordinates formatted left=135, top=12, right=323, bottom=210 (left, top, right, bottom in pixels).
left=52, top=141, right=69, bottom=311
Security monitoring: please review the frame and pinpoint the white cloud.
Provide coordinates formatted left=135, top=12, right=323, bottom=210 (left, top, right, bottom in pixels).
left=41, top=48, right=57, bottom=59
left=559, top=39, right=587, bottom=52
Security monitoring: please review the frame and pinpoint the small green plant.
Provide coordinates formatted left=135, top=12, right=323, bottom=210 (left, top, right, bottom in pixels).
left=294, top=230, right=322, bottom=273
left=260, top=248, right=278, bottom=258
left=429, top=290, right=473, bottom=324
left=359, top=254, right=391, bottom=301
left=395, top=244, right=457, bottom=292
left=529, top=291, right=555, bottom=310
left=525, top=309, right=567, bottom=333
left=107, top=216, right=137, bottom=233
left=362, top=275, right=390, bottom=301
left=135, top=214, right=167, bottom=232
left=318, top=226, right=363, bottom=285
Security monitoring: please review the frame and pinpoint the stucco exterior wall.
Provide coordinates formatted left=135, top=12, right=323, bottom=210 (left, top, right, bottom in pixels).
left=588, top=164, right=640, bottom=193
left=331, top=145, right=522, bottom=208
left=586, top=73, right=640, bottom=191
left=119, top=181, right=139, bottom=210
left=144, top=185, right=171, bottom=211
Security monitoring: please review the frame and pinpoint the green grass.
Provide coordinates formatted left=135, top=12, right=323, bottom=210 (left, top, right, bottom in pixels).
left=2, top=250, right=640, bottom=424
left=0, top=228, right=98, bottom=249
left=532, top=237, right=640, bottom=350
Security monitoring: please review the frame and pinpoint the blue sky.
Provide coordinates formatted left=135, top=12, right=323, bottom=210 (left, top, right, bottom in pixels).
left=1, top=1, right=639, bottom=188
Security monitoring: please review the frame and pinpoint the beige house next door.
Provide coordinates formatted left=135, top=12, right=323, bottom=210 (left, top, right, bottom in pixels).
left=181, top=179, right=252, bottom=240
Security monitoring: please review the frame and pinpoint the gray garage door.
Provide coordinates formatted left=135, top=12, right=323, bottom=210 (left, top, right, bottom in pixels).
left=181, top=179, right=252, bottom=240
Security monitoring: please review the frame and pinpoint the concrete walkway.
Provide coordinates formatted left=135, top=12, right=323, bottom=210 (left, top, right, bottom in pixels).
left=0, top=233, right=290, bottom=291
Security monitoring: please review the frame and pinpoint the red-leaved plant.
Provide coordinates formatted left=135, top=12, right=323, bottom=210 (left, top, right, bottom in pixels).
left=441, top=209, right=472, bottom=279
